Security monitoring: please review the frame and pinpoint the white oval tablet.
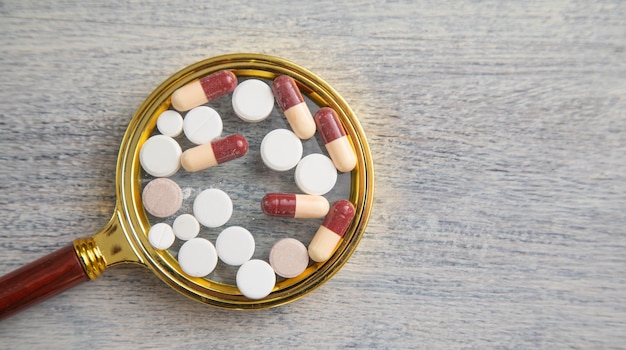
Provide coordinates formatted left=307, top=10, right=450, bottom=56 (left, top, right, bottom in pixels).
left=178, top=238, right=218, bottom=277
left=232, top=79, right=274, bottom=122
left=260, top=129, right=303, bottom=171
left=236, top=259, right=276, bottom=299
left=193, top=189, right=233, bottom=228
left=156, top=110, right=184, bottom=137
left=183, top=106, right=223, bottom=145
left=216, top=226, right=255, bottom=266
left=173, top=214, right=200, bottom=240
left=148, top=223, right=175, bottom=250
left=294, top=153, right=338, bottom=195
left=139, top=135, right=182, bottom=177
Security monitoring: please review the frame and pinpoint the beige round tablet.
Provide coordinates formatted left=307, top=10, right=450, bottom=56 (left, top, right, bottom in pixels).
left=142, top=178, right=183, bottom=218
left=269, top=238, right=309, bottom=278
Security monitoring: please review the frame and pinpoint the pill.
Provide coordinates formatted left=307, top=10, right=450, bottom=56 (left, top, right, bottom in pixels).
left=215, top=226, right=255, bottom=266
left=170, top=70, right=238, bottom=112
left=148, top=223, right=175, bottom=250
left=193, top=188, right=233, bottom=228
left=269, top=238, right=309, bottom=278
left=260, top=129, right=303, bottom=171
left=181, top=134, right=248, bottom=172
left=272, top=75, right=316, bottom=139
left=139, top=135, right=182, bottom=177
left=261, top=193, right=329, bottom=219
left=172, top=214, right=200, bottom=240
left=183, top=106, right=223, bottom=145
left=308, top=200, right=356, bottom=262
left=142, top=178, right=183, bottom=218
left=236, top=259, right=276, bottom=300
left=178, top=238, right=218, bottom=277
left=314, top=107, right=357, bottom=173
left=156, top=110, right=184, bottom=137
left=232, top=79, right=274, bottom=122
left=294, top=153, right=338, bottom=196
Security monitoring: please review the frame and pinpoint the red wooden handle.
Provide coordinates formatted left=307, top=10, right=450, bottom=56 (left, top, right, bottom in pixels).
left=0, top=244, right=89, bottom=320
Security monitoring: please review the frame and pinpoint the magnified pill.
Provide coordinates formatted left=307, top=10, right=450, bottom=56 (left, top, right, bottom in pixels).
left=183, top=106, right=223, bottom=145
left=181, top=134, right=248, bottom=172
left=272, top=75, right=316, bottom=139
left=193, top=189, right=233, bottom=228
left=171, top=70, right=238, bottom=112
left=142, top=178, right=183, bottom=218
left=260, top=129, right=303, bottom=171
left=232, top=79, right=274, bottom=123
left=314, top=107, right=357, bottom=173
left=148, top=223, right=175, bottom=250
left=308, top=200, right=356, bottom=262
left=270, top=238, right=309, bottom=278
left=173, top=214, right=200, bottom=241
left=261, top=193, right=329, bottom=218
left=156, top=110, right=184, bottom=137
left=236, top=259, right=276, bottom=300
left=216, top=226, right=255, bottom=266
left=178, top=238, right=218, bottom=277
left=139, top=135, right=182, bottom=178
left=294, top=153, right=338, bottom=196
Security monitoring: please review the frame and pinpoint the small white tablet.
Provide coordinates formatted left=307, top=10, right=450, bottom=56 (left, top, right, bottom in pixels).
left=232, top=79, right=274, bottom=122
left=216, top=226, right=255, bottom=266
left=178, top=238, right=218, bottom=277
left=236, top=259, right=276, bottom=299
left=294, top=153, right=338, bottom=195
left=172, top=214, right=200, bottom=240
left=147, top=223, right=175, bottom=250
left=183, top=106, right=223, bottom=145
left=193, top=189, right=233, bottom=228
left=260, top=129, right=303, bottom=171
left=139, top=135, right=182, bottom=178
left=156, top=110, right=184, bottom=137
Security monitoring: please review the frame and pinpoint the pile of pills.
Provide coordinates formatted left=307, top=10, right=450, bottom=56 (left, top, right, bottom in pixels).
left=140, top=70, right=358, bottom=300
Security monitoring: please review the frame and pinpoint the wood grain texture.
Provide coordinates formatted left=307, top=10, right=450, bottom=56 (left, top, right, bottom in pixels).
left=0, top=244, right=89, bottom=320
left=1, top=0, right=625, bottom=348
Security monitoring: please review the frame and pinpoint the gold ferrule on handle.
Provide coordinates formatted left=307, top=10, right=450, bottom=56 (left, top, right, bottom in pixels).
left=73, top=237, right=107, bottom=280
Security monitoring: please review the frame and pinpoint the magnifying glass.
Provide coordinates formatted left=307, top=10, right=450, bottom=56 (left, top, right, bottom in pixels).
left=0, top=53, right=374, bottom=319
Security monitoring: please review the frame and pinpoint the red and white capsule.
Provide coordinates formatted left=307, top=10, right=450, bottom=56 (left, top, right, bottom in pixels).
left=261, top=193, right=330, bottom=219
left=314, top=107, right=357, bottom=173
left=272, top=75, right=316, bottom=140
left=171, top=70, right=238, bottom=112
left=181, top=134, right=248, bottom=172
left=308, top=200, right=356, bottom=262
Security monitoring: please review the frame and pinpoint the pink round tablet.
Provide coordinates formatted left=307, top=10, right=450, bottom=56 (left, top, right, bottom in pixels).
left=142, top=178, right=183, bottom=218
left=269, top=238, right=309, bottom=278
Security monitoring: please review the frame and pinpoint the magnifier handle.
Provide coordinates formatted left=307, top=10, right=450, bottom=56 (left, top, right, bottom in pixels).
left=0, top=244, right=89, bottom=321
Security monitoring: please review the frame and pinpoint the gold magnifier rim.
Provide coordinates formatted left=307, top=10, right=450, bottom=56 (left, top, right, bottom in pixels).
left=114, top=53, right=374, bottom=309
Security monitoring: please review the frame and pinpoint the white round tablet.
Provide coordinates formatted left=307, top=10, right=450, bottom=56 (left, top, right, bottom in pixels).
left=172, top=214, right=200, bottom=240
left=232, top=79, right=275, bottom=123
left=139, top=135, right=182, bottom=177
left=178, top=238, right=218, bottom=277
left=294, top=153, right=338, bottom=195
left=236, top=259, right=276, bottom=300
left=183, top=106, right=223, bottom=145
left=148, top=223, right=175, bottom=250
left=260, top=129, right=303, bottom=171
left=193, top=189, right=233, bottom=228
left=156, top=110, right=184, bottom=137
left=216, top=226, right=255, bottom=266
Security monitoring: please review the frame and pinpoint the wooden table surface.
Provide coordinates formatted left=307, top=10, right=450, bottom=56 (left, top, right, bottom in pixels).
left=1, top=1, right=625, bottom=348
